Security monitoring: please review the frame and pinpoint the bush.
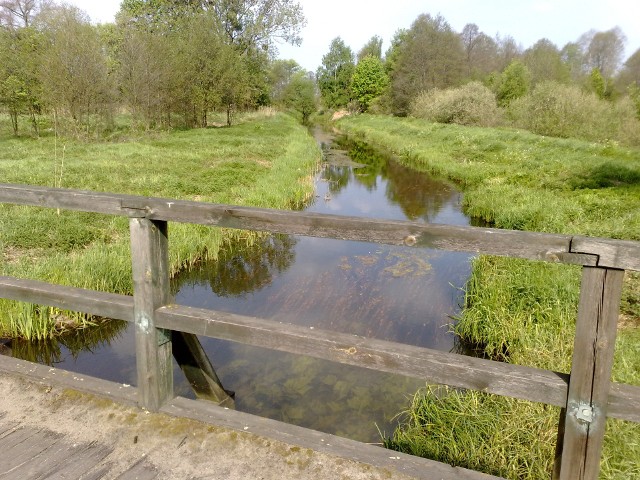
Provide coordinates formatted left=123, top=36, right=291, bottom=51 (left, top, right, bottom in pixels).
left=410, top=82, right=501, bottom=127
left=509, top=81, right=640, bottom=146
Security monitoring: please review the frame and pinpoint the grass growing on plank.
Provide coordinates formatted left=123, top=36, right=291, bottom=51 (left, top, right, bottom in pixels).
left=0, top=112, right=320, bottom=338
left=337, top=114, right=640, bottom=479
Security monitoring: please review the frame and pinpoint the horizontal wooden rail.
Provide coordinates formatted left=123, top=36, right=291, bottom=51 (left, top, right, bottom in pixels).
left=1, top=275, right=639, bottom=424
left=2, top=183, right=639, bottom=270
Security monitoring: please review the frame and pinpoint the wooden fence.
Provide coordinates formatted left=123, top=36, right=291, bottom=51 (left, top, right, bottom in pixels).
left=1, top=183, right=639, bottom=480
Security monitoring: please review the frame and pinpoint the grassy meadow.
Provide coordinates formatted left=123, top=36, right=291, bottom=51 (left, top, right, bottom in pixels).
left=337, top=114, right=640, bottom=479
left=0, top=111, right=320, bottom=338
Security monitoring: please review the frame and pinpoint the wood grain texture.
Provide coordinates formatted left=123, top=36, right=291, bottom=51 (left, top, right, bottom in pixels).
left=0, top=276, right=134, bottom=322
left=557, top=267, right=624, bottom=480
left=156, top=304, right=570, bottom=408
left=4, top=183, right=640, bottom=270
left=130, top=218, right=173, bottom=411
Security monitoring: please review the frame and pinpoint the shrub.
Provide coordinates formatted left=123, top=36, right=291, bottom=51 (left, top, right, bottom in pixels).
left=410, top=82, right=501, bottom=127
left=509, top=81, right=640, bottom=146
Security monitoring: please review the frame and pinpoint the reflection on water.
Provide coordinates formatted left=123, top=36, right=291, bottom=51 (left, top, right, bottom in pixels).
left=172, top=131, right=474, bottom=441
left=8, top=128, right=474, bottom=443
left=4, top=319, right=128, bottom=371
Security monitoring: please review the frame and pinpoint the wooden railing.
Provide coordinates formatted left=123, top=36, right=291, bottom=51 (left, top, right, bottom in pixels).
left=1, top=183, right=639, bottom=480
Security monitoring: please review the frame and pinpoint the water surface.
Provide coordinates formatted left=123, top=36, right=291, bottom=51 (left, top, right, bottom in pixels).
left=12, top=128, right=474, bottom=442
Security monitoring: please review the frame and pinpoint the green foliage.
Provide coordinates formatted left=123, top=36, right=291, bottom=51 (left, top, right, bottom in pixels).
left=523, top=38, right=569, bottom=85
left=0, top=25, right=43, bottom=136
left=410, top=82, right=500, bottom=127
left=628, top=84, right=640, bottom=118
left=268, top=59, right=303, bottom=105
left=350, top=55, right=388, bottom=112
left=496, top=60, right=531, bottom=107
left=590, top=67, right=607, bottom=98
left=388, top=14, right=465, bottom=115
left=39, top=5, right=115, bottom=126
left=282, top=72, right=316, bottom=124
left=316, top=37, right=355, bottom=109
left=509, top=81, right=640, bottom=145
left=357, top=35, right=383, bottom=62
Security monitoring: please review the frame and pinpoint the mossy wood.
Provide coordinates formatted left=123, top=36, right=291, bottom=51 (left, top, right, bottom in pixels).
left=1, top=183, right=640, bottom=480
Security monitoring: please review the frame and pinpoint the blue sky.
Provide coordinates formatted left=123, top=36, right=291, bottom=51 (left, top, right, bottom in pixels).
left=68, top=0, right=640, bottom=73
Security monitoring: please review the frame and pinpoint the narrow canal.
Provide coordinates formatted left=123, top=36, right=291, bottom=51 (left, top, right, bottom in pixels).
left=8, top=128, right=475, bottom=443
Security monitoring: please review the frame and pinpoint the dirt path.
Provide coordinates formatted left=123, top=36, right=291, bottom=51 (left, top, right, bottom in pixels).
left=0, top=373, right=412, bottom=480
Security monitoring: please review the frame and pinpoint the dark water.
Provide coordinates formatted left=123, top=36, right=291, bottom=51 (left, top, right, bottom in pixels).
left=9, top=128, right=474, bottom=442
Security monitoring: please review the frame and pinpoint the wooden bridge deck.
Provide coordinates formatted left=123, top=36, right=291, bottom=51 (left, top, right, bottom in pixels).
left=0, top=354, right=502, bottom=480
left=0, top=415, right=158, bottom=479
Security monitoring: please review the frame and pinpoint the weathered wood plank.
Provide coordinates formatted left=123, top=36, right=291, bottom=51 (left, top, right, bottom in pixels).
left=156, top=304, right=640, bottom=423
left=8, top=183, right=640, bottom=269
left=156, top=304, right=570, bottom=409
left=571, top=236, right=640, bottom=271
left=0, top=276, right=134, bottom=322
left=172, top=332, right=235, bottom=408
left=130, top=218, right=173, bottom=411
left=608, top=382, right=640, bottom=423
left=557, top=267, right=624, bottom=480
left=0, top=183, right=144, bottom=217
left=163, top=396, right=505, bottom=480
left=115, top=458, right=159, bottom=480
left=0, top=355, right=139, bottom=406
left=3, top=435, right=110, bottom=479
left=0, top=425, right=41, bottom=451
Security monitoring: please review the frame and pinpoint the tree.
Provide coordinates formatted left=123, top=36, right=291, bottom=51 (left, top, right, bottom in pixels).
left=282, top=71, right=316, bottom=124
left=268, top=59, right=302, bottom=105
left=316, top=37, right=354, bottom=109
left=581, top=27, right=626, bottom=92
left=495, top=34, right=521, bottom=71
left=589, top=68, right=606, bottom=99
left=496, top=60, right=531, bottom=107
left=388, top=14, right=465, bottom=115
left=617, top=47, right=640, bottom=89
left=38, top=5, right=115, bottom=127
left=461, top=23, right=499, bottom=79
left=0, top=0, right=38, bottom=28
left=561, top=41, right=586, bottom=82
left=119, top=0, right=306, bottom=53
left=350, top=55, right=388, bottom=112
left=208, top=0, right=306, bottom=53
left=0, top=21, right=43, bottom=135
left=523, top=39, right=569, bottom=85
left=357, top=35, right=383, bottom=62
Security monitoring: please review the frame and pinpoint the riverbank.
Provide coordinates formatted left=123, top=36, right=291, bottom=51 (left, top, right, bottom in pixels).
left=0, top=112, right=320, bottom=339
left=336, top=114, right=640, bottom=479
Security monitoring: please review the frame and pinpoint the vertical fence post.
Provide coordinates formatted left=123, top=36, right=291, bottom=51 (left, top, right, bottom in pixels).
left=555, top=266, right=624, bottom=480
left=130, top=218, right=173, bottom=411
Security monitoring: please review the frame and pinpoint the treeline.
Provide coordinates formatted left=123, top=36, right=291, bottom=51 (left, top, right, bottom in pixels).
left=0, top=0, right=314, bottom=136
left=317, top=14, right=640, bottom=145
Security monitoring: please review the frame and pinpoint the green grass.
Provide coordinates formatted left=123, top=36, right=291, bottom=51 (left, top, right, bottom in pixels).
left=0, top=112, right=320, bottom=338
left=337, top=114, right=640, bottom=479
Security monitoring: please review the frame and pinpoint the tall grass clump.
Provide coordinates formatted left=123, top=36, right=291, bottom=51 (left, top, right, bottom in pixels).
left=385, top=386, right=559, bottom=479
left=509, top=81, right=640, bottom=146
left=411, top=82, right=501, bottom=127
